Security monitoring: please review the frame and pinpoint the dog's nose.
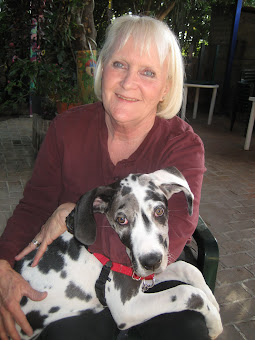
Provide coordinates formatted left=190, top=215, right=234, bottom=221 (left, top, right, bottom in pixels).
left=139, top=253, right=162, bottom=271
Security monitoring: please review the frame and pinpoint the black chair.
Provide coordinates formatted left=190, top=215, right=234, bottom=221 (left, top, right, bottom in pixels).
left=192, top=215, right=219, bottom=293
left=179, top=215, right=219, bottom=293
left=231, top=69, right=255, bottom=131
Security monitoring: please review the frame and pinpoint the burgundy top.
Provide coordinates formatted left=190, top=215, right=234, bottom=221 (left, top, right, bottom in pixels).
left=0, top=102, right=205, bottom=267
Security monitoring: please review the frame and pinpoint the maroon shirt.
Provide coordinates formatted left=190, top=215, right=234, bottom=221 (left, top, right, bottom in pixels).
left=0, top=102, right=205, bottom=267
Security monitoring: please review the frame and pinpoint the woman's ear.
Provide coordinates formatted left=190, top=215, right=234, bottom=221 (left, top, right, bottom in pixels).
left=160, top=78, right=171, bottom=102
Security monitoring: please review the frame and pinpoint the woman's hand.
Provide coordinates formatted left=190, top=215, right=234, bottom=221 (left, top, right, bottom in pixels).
left=15, top=203, right=75, bottom=267
left=0, top=260, right=47, bottom=340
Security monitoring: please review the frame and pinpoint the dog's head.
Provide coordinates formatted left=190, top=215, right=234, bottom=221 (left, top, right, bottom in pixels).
left=66, top=167, right=194, bottom=277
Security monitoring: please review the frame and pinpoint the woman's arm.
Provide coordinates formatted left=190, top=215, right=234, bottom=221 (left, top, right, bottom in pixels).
left=15, top=202, right=75, bottom=266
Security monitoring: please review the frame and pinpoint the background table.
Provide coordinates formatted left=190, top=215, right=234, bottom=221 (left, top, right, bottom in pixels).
left=244, top=96, right=255, bottom=150
left=181, top=83, right=219, bottom=125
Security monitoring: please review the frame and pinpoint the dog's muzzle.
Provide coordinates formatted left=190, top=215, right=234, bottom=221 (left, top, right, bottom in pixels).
left=139, top=253, right=162, bottom=272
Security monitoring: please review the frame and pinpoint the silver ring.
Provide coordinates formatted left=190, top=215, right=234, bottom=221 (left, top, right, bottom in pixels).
left=31, top=238, right=41, bottom=248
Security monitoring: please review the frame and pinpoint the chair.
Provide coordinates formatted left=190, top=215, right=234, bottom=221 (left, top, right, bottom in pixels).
left=192, top=216, right=219, bottom=293
left=231, top=69, right=255, bottom=131
left=180, top=215, right=219, bottom=293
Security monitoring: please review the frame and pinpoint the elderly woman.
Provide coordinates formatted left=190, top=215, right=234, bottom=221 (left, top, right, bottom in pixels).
left=0, top=15, right=206, bottom=340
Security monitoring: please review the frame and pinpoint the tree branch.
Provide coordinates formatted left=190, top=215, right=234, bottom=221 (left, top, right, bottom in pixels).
left=156, top=1, right=176, bottom=21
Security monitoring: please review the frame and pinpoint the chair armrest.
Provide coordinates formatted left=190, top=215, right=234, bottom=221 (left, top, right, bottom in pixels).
left=192, top=216, right=219, bottom=292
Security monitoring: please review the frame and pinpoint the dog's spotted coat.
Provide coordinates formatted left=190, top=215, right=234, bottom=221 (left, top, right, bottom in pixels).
left=15, top=167, right=223, bottom=339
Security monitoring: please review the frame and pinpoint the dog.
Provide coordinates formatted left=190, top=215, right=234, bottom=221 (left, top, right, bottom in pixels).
left=15, top=167, right=223, bottom=339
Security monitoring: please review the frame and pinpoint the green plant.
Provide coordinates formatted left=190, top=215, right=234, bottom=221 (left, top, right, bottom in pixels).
left=0, top=1, right=97, bottom=115
left=3, top=55, right=82, bottom=109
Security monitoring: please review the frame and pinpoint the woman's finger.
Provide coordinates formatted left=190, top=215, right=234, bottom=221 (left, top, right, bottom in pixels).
left=15, top=238, right=41, bottom=261
left=0, top=315, right=9, bottom=340
left=10, top=305, right=33, bottom=338
left=0, top=306, right=23, bottom=340
left=31, top=242, right=49, bottom=267
left=15, top=203, right=74, bottom=263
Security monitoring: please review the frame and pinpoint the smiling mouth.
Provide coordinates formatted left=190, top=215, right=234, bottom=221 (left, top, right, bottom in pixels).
left=116, top=94, right=139, bottom=102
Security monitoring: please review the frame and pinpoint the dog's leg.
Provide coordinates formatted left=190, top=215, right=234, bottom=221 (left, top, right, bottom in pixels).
left=107, top=284, right=223, bottom=340
left=155, top=261, right=219, bottom=311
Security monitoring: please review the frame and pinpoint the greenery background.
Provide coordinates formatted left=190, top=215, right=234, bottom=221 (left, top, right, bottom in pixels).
left=0, top=0, right=255, bottom=116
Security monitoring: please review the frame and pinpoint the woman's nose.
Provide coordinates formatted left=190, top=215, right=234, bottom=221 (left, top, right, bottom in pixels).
left=120, top=69, right=138, bottom=89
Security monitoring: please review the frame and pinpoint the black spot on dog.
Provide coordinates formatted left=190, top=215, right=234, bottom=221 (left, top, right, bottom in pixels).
left=157, top=234, right=168, bottom=249
left=131, top=175, right=137, bottom=181
left=57, top=237, right=69, bottom=254
left=186, top=293, right=204, bottom=310
left=164, top=167, right=182, bottom=178
left=142, top=210, right=151, bottom=230
left=120, top=231, right=132, bottom=249
left=60, top=270, right=67, bottom=279
left=171, top=295, right=177, bottom=302
left=148, top=181, right=157, bottom=190
left=79, top=309, right=95, bottom=316
left=26, top=310, right=48, bottom=331
left=14, top=259, right=24, bottom=274
left=121, top=186, right=132, bottom=196
left=207, top=305, right=210, bottom=311
left=158, top=234, right=164, bottom=245
left=14, top=250, right=37, bottom=274
left=145, top=190, right=165, bottom=203
left=67, top=238, right=82, bottom=261
left=65, top=281, right=92, bottom=302
left=49, top=306, right=60, bottom=313
left=112, top=272, right=140, bottom=304
left=38, top=249, right=65, bottom=274
left=20, top=296, right=28, bottom=306
left=118, top=323, right=126, bottom=330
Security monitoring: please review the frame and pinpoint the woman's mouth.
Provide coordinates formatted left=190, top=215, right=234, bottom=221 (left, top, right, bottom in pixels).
left=116, top=94, right=139, bottom=102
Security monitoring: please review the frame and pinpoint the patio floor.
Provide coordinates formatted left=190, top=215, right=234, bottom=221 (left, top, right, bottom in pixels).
left=0, top=110, right=255, bottom=339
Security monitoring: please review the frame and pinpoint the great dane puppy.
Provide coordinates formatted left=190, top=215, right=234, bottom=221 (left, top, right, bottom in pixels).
left=15, top=167, right=223, bottom=339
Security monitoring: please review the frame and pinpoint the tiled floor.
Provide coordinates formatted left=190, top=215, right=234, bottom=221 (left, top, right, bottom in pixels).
left=0, top=112, right=255, bottom=339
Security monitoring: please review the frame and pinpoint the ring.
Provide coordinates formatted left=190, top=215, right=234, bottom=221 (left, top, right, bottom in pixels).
left=31, top=238, right=41, bottom=248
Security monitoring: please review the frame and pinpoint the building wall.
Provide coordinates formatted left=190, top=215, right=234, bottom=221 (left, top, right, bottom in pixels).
left=208, top=5, right=255, bottom=113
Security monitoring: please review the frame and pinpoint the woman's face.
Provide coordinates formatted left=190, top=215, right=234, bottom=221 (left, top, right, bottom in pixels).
left=101, top=37, right=169, bottom=127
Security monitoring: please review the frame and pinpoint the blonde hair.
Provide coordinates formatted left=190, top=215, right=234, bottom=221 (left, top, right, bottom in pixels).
left=94, top=15, right=184, bottom=119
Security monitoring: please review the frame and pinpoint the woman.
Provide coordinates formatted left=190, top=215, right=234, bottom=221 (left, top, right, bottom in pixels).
left=0, top=15, right=206, bottom=340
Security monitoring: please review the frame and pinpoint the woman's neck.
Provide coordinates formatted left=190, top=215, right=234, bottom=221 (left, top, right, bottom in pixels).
left=105, top=115, right=155, bottom=165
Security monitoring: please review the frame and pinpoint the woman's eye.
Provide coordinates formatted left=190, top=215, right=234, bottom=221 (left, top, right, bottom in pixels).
left=143, top=70, right=155, bottom=78
left=113, top=61, right=125, bottom=69
left=155, top=207, right=164, bottom=217
left=116, top=216, right=128, bottom=225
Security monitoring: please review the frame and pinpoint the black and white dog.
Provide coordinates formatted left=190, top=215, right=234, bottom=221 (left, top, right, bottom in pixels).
left=15, top=167, right=223, bottom=339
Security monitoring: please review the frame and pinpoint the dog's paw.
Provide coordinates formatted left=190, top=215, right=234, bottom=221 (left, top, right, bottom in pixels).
left=207, top=316, right=223, bottom=339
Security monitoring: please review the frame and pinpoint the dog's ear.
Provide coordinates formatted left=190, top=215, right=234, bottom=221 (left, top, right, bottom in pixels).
left=66, top=186, right=116, bottom=245
left=149, top=167, right=194, bottom=216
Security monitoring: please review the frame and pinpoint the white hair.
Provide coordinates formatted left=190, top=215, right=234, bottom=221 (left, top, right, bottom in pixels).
left=94, top=15, right=184, bottom=119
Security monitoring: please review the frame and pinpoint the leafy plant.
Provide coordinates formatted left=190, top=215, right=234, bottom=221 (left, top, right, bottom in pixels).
left=3, top=55, right=81, bottom=108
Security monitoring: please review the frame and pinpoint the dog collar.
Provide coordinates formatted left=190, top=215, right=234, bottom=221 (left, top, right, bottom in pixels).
left=93, top=252, right=155, bottom=307
left=93, top=252, right=155, bottom=281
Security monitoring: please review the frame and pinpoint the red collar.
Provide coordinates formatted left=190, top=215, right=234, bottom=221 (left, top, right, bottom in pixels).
left=93, top=252, right=154, bottom=281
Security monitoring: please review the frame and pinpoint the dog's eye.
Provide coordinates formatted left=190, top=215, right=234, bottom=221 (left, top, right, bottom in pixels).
left=155, top=207, right=164, bottom=217
left=116, top=216, right=128, bottom=225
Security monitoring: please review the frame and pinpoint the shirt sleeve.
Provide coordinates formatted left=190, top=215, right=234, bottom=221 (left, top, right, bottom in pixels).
left=163, top=131, right=205, bottom=262
left=0, top=119, right=62, bottom=267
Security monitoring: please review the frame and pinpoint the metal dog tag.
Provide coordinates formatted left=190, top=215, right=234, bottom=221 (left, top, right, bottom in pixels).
left=142, top=277, right=155, bottom=292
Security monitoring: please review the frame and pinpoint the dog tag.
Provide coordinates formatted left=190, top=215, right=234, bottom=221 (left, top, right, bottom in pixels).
left=142, top=277, right=155, bottom=292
